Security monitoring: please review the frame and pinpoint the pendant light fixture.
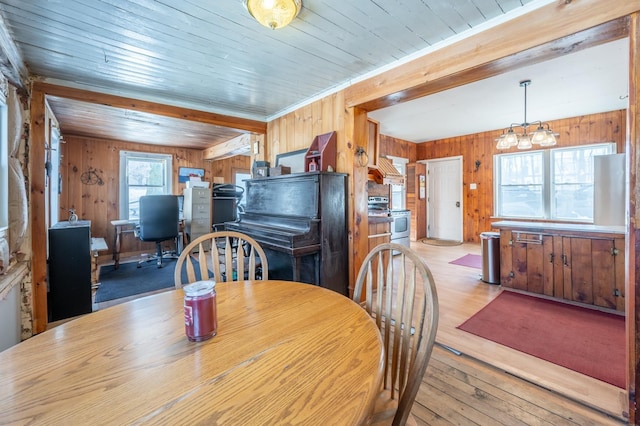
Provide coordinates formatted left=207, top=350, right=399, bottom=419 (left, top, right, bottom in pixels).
left=495, top=79, right=558, bottom=150
left=244, top=0, right=302, bottom=30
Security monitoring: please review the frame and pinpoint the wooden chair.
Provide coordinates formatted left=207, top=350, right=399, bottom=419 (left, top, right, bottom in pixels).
left=353, top=243, right=439, bottom=426
left=174, top=231, right=269, bottom=288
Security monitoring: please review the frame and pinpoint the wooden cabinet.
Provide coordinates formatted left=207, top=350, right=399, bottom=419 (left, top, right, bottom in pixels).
left=499, top=230, right=554, bottom=296
left=304, top=131, right=336, bottom=172
left=560, top=236, right=625, bottom=311
left=495, top=221, right=625, bottom=311
left=367, top=118, right=380, bottom=168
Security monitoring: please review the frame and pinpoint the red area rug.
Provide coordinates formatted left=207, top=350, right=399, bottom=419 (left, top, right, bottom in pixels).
left=449, top=253, right=482, bottom=269
left=457, top=291, right=625, bottom=388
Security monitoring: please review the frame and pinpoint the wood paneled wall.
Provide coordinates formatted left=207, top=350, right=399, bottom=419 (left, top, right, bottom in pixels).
left=414, top=110, right=626, bottom=242
left=60, top=135, right=248, bottom=257
left=209, top=156, right=251, bottom=185
left=379, top=134, right=417, bottom=162
left=266, top=92, right=347, bottom=170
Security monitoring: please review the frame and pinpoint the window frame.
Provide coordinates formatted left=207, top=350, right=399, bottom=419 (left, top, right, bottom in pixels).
left=494, top=143, right=616, bottom=222
left=119, top=151, right=173, bottom=220
left=388, top=155, right=408, bottom=210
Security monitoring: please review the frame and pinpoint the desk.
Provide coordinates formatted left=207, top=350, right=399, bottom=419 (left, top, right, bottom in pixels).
left=111, top=219, right=184, bottom=269
left=0, top=281, right=384, bottom=424
left=110, top=219, right=137, bottom=269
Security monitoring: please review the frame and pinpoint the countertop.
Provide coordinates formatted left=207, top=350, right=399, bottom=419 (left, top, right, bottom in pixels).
left=491, top=220, right=625, bottom=235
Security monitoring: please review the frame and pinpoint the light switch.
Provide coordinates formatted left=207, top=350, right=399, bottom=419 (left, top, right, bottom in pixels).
left=470, top=183, right=477, bottom=190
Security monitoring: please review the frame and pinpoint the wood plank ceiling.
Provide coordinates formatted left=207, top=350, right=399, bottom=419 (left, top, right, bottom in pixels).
left=0, top=0, right=537, bottom=151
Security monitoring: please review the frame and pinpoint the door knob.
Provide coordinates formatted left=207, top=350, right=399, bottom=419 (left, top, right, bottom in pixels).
left=456, top=201, right=460, bottom=207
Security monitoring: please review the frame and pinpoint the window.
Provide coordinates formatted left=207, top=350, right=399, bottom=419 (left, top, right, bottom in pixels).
left=494, top=143, right=615, bottom=222
left=388, top=156, right=408, bottom=210
left=119, top=151, right=172, bottom=220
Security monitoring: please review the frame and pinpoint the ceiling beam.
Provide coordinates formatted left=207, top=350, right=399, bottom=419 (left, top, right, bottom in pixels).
left=346, top=0, right=640, bottom=111
left=32, top=82, right=267, bottom=135
left=202, top=133, right=259, bottom=161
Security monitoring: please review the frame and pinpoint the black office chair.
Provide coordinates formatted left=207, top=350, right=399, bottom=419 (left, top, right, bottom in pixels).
left=135, top=195, right=180, bottom=268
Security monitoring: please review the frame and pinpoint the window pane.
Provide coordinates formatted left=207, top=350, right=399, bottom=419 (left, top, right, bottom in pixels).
left=551, top=145, right=612, bottom=221
left=499, top=152, right=543, bottom=185
left=127, top=159, right=166, bottom=187
left=496, top=151, right=544, bottom=218
left=553, top=183, right=592, bottom=220
left=500, top=185, right=543, bottom=217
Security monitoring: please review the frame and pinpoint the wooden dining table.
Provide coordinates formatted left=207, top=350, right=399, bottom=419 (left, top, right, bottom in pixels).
left=0, top=280, right=384, bottom=425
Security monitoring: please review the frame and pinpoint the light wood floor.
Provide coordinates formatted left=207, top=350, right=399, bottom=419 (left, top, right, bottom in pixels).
left=409, top=241, right=627, bottom=425
left=85, top=243, right=628, bottom=425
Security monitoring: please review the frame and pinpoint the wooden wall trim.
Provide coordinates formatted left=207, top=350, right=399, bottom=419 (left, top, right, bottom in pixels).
left=32, top=82, right=267, bottom=135
left=628, top=12, right=639, bottom=424
left=345, top=0, right=640, bottom=110
left=29, top=84, right=48, bottom=333
left=346, top=107, right=370, bottom=297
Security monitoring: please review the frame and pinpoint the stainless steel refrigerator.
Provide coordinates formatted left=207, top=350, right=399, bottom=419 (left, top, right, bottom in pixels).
left=594, top=153, right=626, bottom=226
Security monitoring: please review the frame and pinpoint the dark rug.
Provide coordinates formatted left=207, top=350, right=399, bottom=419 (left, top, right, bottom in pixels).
left=449, top=253, right=482, bottom=269
left=457, top=291, right=625, bottom=388
left=421, top=238, right=462, bottom=246
left=95, top=258, right=205, bottom=303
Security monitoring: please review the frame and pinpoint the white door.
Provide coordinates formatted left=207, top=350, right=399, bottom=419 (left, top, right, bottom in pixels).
left=426, top=156, right=463, bottom=241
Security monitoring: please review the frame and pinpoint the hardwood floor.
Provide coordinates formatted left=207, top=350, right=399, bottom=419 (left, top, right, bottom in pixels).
left=408, top=241, right=627, bottom=425
left=86, top=243, right=628, bottom=424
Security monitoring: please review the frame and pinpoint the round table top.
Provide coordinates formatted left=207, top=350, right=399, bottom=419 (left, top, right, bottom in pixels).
left=0, top=280, right=384, bottom=425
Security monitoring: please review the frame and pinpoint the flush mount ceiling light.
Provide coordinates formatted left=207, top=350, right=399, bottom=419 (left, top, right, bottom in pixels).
left=495, top=79, right=558, bottom=150
left=244, top=0, right=302, bottom=30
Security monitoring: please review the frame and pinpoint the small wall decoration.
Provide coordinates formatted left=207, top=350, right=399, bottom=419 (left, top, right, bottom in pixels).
left=419, top=174, right=426, bottom=199
left=81, top=167, right=104, bottom=185
left=179, top=167, right=205, bottom=183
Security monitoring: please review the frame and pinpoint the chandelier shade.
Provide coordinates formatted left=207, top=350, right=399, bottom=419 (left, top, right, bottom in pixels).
left=244, top=0, right=302, bottom=30
left=495, top=80, right=558, bottom=150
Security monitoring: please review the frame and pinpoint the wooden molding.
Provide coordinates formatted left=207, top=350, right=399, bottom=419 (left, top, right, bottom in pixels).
left=32, top=82, right=267, bottom=134
left=346, top=0, right=640, bottom=110
left=29, top=84, right=48, bottom=333
left=627, top=11, right=639, bottom=425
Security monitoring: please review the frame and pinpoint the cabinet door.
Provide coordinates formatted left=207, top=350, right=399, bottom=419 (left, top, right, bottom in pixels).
left=367, top=118, right=379, bottom=168
left=613, top=237, right=625, bottom=311
left=500, top=230, right=553, bottom=295
left=564, top=236, right=622, bottom=310
left=563, top=236, right=593, bottom=305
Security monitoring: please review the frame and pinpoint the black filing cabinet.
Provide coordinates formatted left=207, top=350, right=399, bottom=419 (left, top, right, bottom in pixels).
left=48, top=220, right=92, bottom=321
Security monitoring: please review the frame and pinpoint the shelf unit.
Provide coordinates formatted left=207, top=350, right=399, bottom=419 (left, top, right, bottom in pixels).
left=304, top=131, right=336, bottom=172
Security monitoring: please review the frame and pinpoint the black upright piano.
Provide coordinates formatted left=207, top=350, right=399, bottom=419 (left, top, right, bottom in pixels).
left=225, top=172, right=348, bottom=295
